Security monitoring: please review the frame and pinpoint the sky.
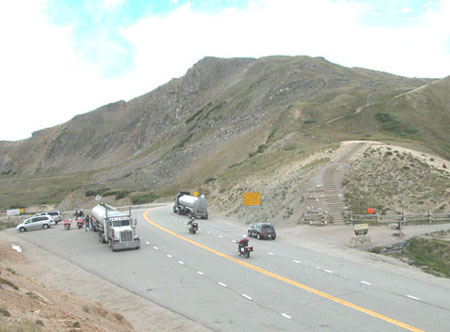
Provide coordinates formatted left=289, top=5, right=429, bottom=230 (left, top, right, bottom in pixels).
left=0, top=0, right=449, bottom=141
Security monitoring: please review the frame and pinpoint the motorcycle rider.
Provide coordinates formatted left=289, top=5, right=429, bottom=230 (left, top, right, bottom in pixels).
left=187, top=216, right=195, bottom=226
left=237, top=234, right=249, bottom=254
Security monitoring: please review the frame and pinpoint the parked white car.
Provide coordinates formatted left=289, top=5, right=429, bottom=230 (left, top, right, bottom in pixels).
left=33, top=210, right=62, bottom=224
left=16, top=215, right=54, bottom=232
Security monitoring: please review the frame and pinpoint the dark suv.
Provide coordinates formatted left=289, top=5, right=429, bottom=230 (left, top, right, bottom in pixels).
left=248, top=223, right=276, bottom=240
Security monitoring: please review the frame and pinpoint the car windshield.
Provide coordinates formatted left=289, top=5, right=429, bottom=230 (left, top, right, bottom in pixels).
left=111, top=219, right=130, bottom=227
left=262, top=225, right=274, bottom=230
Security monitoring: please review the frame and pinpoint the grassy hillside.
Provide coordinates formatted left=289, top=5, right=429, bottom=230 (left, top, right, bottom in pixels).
left=0, top=56, right=448, bottom=214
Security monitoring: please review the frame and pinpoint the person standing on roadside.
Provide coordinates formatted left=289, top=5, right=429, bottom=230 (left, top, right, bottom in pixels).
left=85, top=214, right=90, bottom=231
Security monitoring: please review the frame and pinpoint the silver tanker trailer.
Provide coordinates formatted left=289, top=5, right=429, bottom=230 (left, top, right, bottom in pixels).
left=173, top=192, right=208, bottom=219
left=91, top=203, right=140, bottom=251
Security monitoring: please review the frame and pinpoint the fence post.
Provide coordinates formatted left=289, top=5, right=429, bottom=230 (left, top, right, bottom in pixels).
left=428, top=211, right=432, bottom=224
left=350, top=211, right=353, bottom=225
left=376, top=212, right=379, bottom=226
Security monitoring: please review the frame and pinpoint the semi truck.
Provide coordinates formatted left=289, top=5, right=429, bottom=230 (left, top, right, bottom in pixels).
left=91, top=203, right=140, bottom=251
left=173, top=192, right=208, bottom=219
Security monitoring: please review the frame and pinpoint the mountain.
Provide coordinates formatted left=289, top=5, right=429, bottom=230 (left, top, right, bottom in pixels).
left=0, top=56, right=449, bottom=215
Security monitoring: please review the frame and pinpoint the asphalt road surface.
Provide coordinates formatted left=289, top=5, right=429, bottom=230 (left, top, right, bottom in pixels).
left=10, top=206, right=450, bottom=331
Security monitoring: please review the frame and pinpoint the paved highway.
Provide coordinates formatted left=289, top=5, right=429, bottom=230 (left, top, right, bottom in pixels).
left=10, top=206, right=450, bottom=331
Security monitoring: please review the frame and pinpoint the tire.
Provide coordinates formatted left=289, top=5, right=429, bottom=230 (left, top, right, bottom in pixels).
left=272, top=236, right=276, bottom=240
left=257, top=233, right=261, bottom=240
left=193, top=230, right=196, bottom=234
left=43, top=224, right=49, bottom=229
left=248, top=230, right=252, bottom=237
left=245, top=251, right=250, bottom=258
left=19, top=227, right=26, bottom=232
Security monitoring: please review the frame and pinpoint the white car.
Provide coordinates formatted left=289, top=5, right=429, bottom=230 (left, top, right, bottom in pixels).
left=33, top=210, right=62, bottom=224
left=16, top=215, right=54, bottom=232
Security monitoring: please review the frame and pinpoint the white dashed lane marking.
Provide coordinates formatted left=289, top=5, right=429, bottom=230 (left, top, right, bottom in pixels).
left=153, top=246, right=159, bottom=250
left=361, top=281, right=372, bottom=286
left=197, top=271, right=204, bottom=275
left=178, top=261, right=184, bottom=265
left=267, top=252, right=275, bottom=256
left=167, top=254, right=172, bottom=258
left=281, top=313, right=292, bottom=319
left=407, top=295, right=420, bottom=301
left=217, top=282, right=227, bottom=287
left=293, top=260, right=301, bottom=264
left=145, top=241, right=150, bottom=245
left=242, top=294, right=252, bottom=301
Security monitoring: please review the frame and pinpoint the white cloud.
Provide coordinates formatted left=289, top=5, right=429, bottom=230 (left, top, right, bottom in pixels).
left=0, top=0, right=449, bottom=141
left=401, top=7, right=413, bottom=14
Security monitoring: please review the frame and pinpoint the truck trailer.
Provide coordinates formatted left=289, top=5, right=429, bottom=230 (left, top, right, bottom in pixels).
left=91, top=203, right=140, bottom=251
left=173, top=192, right=208, bottom=219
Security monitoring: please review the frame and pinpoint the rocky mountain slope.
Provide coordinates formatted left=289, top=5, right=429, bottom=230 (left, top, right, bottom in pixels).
left=0, top=56, right=449, bottom=219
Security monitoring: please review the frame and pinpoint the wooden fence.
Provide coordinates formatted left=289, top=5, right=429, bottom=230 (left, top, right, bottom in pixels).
left=344, top=211, right=450, bottom=225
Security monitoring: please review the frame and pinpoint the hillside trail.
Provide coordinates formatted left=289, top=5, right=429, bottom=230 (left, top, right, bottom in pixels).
left=280, top=140, right=450, bottom=257
left=301, top=140, right=367, bottom=224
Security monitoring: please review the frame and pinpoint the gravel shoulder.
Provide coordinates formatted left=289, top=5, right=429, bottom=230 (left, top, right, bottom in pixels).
left=0, top=230, right=212, bottom=332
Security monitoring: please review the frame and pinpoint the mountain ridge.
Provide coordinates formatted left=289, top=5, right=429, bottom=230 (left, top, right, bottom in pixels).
left=0, top=55, right=448, bottom=214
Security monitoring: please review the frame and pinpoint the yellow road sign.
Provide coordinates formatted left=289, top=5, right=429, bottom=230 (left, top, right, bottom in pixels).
left=243, top=192, right=261, bottom=206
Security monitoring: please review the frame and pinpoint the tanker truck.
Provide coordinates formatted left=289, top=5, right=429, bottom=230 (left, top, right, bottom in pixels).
left=91, top=203, right=140, bottom=251
left=173, top=192, right=208, bottom=219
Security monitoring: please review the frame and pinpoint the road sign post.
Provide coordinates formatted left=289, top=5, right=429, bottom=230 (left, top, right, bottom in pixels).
left=243, top=192, right=261, bottom=225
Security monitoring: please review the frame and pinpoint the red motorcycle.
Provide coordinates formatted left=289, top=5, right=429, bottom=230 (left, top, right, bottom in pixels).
left=77, top=217, right=85, bottom=229
left=64, top=218, right=72, bottom=230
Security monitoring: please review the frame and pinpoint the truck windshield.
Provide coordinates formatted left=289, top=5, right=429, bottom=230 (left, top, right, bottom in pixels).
left=111, top=219, right=130, bottom=227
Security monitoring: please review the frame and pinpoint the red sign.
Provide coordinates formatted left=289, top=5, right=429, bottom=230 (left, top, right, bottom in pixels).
left=367, top=208, right=374, bottom=214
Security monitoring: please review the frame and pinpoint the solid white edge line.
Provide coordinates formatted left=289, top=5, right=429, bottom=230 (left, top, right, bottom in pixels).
left=361, top=281, right=372, bottom=286
left=281, top=313, right=292, bottom=319
left=217, top=282, right=227, bottom=287
left=242, top=294, right=252, bottom=300
left=406, top=295, right=420, bottom=301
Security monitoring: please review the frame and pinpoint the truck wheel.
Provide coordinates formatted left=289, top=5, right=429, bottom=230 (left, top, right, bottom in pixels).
left=257, top=233, right=261, bottom=240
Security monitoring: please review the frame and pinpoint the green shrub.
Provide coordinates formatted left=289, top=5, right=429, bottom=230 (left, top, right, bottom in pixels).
left=0, top=277, right=18, bottom=290
left=303, top=119, right=316, bottom=124
left=204, top=177, right=217, bottom=184
left=0, top=308, right=10, bottom=317
left=131, top=192, right=158, bottom=205
left=85, top=190, right=96, bottom=197
left=115, top=190, right=130, bottom=200
left=96, top=188, right=111, bottom=195
left=375, top=112, right=401, bottom=131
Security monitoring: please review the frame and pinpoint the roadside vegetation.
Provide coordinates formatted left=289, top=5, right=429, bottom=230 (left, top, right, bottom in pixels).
left=392, top=237, right=450, bottom=278
left=342, top=146, right=450, bottom=214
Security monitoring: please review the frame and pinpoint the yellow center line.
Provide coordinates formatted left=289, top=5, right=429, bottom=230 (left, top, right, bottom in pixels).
left=143, top=209, right=425, bottom=332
